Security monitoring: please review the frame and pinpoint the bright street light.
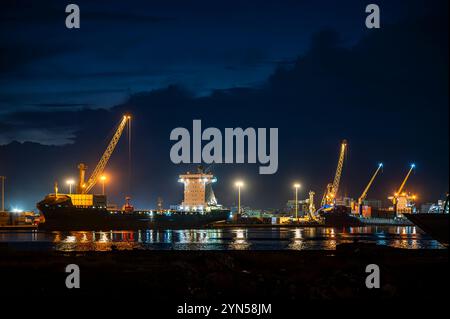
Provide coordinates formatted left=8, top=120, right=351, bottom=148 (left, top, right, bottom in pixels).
left=66, top=179, right=75, bottom=194
left=293, top=183, right=301, bottom=220
left=100, top=175, right=107, bottom=195
left=235, top=181, right=244, bottom=215
left=235, top=181, right=244, bottom=188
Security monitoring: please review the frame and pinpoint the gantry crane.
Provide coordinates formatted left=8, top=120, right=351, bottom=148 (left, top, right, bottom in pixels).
left=356, top=163, right=383, bottom=214
left=77, top=115, right=131, bottom=194
left=321, top=140, right=347, bottom=206
left=391, top=163, right=415, bottom=213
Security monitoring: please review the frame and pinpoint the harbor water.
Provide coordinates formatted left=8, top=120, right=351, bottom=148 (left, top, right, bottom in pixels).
left=0, top=226, right=445, bottom=251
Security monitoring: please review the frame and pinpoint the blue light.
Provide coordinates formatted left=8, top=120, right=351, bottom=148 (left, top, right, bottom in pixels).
left=411, top=163, right=416, bottom=169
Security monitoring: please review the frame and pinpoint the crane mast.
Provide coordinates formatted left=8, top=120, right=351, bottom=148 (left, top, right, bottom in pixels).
left=392, top=163, right=415, bottom=206
left=358, top=163, right=383, bottom=205
left=78, top=115, right=131, bottom=194
left=395, top=164, right=415, bottom=197
left=321, top=140, right=347, bottom=206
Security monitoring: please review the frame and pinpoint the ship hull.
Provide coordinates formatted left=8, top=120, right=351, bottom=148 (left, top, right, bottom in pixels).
left=404, top=213, right=449, bottom=246
left=318, top=205, right=363, bottom=227
left=38, top=206, right=230, bottom=231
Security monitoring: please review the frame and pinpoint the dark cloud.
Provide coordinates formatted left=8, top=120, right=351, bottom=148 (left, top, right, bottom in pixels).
left=0, top=1, right=173, bottom=25
left=30, top=103, right=94, bottom=108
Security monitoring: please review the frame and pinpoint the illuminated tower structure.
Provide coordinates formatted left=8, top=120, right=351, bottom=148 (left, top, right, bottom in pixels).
left=178, top=167, right=218, bottom=212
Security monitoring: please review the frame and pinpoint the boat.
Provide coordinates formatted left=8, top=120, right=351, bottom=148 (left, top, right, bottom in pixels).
left=318, top=205, right=363, bottom=226
left=404, top=213, right=449, bottom=246
left=37, top=194, right=230, bottom=230
left=403, top=195, right=449, bottom=246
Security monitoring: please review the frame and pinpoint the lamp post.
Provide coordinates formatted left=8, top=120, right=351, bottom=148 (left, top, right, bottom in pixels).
left=100, top=175, right=107, bottom=195
left=235, top=181, right=244, bottom=216
left=0, top=176, right=5, bottom=212
left=66, top=179, right=75, bottom=194
left=294, top=183, right=301, bottom=220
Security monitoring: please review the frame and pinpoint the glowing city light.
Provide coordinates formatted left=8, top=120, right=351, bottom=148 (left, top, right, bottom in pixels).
left=235, top=181, right=244, bottom=187
left=66, top=179, right=75, bottom=194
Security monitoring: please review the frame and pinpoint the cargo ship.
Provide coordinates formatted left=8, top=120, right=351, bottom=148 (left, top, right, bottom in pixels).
left=36, top=168, right=231, bottom=230
left=37, top=193, right=230, bottom=230
left=35, top=114, right=230, bottom=230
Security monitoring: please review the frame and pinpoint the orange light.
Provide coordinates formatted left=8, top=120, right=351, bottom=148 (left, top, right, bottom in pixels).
left=100, top=175, right=107, bottom=182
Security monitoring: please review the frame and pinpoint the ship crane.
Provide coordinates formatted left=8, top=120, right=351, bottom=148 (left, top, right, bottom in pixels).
left=77, top=115, right=131, bottom=194
left=357, top=163, right=383, bottom=214
left=390, top=163, right=415, bottom=213
left=321, top=140, right=347, bottom=206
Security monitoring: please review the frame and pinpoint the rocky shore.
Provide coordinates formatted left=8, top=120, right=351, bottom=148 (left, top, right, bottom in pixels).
left=0, top=243, right=447, bottom=300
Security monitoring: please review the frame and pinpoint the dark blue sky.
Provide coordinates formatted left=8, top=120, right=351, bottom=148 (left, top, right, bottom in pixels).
left=0, top=0, right=448, bottom=211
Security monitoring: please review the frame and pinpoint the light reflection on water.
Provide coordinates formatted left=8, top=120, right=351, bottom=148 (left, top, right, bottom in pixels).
left=0, top=226, right=445, bottom=251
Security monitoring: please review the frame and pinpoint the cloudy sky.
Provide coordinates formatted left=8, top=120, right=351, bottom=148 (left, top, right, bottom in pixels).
left=0, top=0, right=448, bottom=210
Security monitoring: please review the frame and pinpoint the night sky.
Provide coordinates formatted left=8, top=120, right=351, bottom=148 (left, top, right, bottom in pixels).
left=0, top=0, right=448, bottom=211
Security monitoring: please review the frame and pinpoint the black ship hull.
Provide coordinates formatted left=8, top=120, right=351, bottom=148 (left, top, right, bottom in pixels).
left=37, top=195, right=230, bottom=231
left=38, top=207, right=230, bottom=231
left=319, top=205, right=363, bottom=227
left=404, top=213, right=449, bottom=246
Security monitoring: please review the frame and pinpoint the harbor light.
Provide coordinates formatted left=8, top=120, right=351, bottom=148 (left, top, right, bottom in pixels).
left=235, top=181, right=244, bottom=215
left=66, top=179, right=75, bottom=194
left=293, top=183, right=301, bottom=220
left=100, top=175, right=107, bottom=195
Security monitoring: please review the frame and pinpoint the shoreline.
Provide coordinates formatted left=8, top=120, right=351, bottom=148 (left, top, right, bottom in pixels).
left=0, top=243, right=447, bottom=299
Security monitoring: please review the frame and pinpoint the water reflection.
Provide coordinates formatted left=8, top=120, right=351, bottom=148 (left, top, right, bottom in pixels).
left=0, top=226, right=445, bottom=251
left=228, top=229, right=250, bottom=250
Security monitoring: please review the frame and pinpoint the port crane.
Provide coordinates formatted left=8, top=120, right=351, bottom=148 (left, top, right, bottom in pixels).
left=390, top=163, right=415, bottom=213
left=356, top=163, right=383, bottom=214
left=321, top=140, right=347, bottom=206
left=308, top=190, right=316, bottom=220
left=77, top=115, right=131, bottom=194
